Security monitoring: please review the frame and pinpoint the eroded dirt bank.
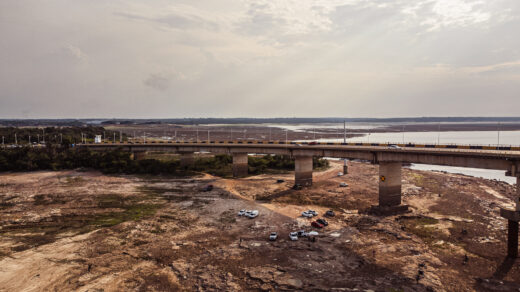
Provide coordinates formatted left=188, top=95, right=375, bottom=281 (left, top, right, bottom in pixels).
left=0, top=162, right=519, bottom=291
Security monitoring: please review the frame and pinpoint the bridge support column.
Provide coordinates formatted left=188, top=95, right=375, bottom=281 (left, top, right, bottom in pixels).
left=179, top=152, right=195, bottom=168
left=500, top=176, right=520, bottom=258
left=508, top=220, right=519, bottom=258
left=343, top=159, right=348, bottom=175
left=379, top=162, right=402, bottom=207
left=133, top=151, right=147, bottom=161
left=232, top=153, right=248, bottom=178
left=367, top=161, right=409, bottom=215
left=295, top=156, right=313, bottom=186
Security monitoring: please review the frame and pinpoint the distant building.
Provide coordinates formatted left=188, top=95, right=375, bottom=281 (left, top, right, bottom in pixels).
left=94, top=135, right=102, bottom=143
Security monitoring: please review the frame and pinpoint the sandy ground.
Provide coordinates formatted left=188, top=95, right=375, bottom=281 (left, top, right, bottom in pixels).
left=0, top=162, right=519, bottom=291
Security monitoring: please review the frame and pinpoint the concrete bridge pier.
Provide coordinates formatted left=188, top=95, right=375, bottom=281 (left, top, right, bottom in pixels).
left=295, top=155, right=313, bottom=186
left=500, top=176, right=520, bottom=258
left=379, top=162, right=402, bottom=207
left=232, top=153, right=248, bottom=178
left=367, top=161, right=409, bottom=215
left=132, top=151, right=147, bottom=161
left=179, top=152, right=195, bottom=168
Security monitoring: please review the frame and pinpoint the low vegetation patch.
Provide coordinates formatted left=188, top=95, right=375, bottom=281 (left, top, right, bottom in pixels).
left=398, top=216, right=443, bottom=244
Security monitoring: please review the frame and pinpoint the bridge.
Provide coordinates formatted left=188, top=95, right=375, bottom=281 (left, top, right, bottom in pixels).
left=78, top=140, right=520, bottom=258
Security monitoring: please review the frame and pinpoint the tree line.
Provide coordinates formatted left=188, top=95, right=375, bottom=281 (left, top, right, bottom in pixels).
left=0, top=146, right=329, bottom=177
left=0, top=126, right=126, bottom=145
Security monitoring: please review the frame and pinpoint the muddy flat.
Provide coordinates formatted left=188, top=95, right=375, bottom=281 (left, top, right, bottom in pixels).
left=0, top=162, right=519, bottom=291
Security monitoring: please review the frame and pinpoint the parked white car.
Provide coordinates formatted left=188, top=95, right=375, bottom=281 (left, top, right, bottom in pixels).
left=302, top=211, right=313, bottom=218
left=307, top=210, right=318, bottom=216
left=246, top=210, right=259, bottom=218
left=238, top=209, right=246, bottom=216
left=269, top=232, right=278, bottom=241
left=289, top=232, right=298, bottom=241
left=339, top=182, right=348, bottom=187
left=297, top=230, right=308, bottom=237
left=302, top=210, right=318, bottom=218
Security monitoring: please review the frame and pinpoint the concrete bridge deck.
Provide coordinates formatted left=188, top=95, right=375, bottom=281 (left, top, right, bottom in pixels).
left=77, top=141, right=520, bottom=258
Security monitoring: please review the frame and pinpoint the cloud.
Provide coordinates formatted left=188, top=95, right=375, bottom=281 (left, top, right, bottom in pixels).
left=114, top=11, right=218, bottom=31
left=1, top=0, right=520, bottom=118
left=144, top=73, right=171, bottom=91
left=62, top=44, right=87, bottom=62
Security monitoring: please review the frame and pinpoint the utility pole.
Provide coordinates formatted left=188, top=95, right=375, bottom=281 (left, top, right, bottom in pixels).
left=285, top=130, right=288, bottom=145
left=15, top=133, right=17, bottom=145
left=42, top=128, right=45, bottom=144
left=29, top=135, right=31, bottom=145
left=120, top=130, right=122, bottom=143
left=402, top=125, right=405, bottom=144
left=437, top=123, right=441, bottom=145
left=1, top=136, right=4, bottom=146
left=113, top=132, right=116, bottom=143
left=208, top=130, right=210, bottom=142
left=343, top=120, right=348, bottom=174
left=497, top=122, right=501, bottom=146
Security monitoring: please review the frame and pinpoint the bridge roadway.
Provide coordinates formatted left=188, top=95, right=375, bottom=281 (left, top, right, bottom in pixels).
left=78, top=141, right=520, bottom=258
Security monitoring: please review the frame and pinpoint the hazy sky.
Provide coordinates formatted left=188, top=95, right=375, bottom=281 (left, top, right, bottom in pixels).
left=1, top=0, right=519, bottom=118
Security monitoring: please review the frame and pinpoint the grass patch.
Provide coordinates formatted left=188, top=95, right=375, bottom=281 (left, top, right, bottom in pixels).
left=64, top=176, right=85, bottom=185
left=91, top=203, right=161, bottom=227
left=218, top=210, right=237, bottom=225
left=399, top=216, right=442, bottom=244
left=2, top=192, right=165, bottom=252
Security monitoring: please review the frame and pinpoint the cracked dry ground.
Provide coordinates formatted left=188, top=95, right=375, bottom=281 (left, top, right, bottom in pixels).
left=0, top=161, right=519, bottom=291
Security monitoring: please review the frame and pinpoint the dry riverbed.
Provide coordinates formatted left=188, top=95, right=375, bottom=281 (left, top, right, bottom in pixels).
left=0, top=162, right=519, bottom=291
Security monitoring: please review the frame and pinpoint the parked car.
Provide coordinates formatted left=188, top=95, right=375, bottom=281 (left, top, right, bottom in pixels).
left=339, top=182, right=348, bottom=187
left=269, top=232, right=278, bottom=241
left=316, top=218, right=328, bottom=226
left=388, top=144, right=401, bottom=149
left=203, top=184, right=214, bottom=192
left=308, top=141, right=317, bottom=145
left=311, top=221, right=324, bottom=228
left=289, top=232, right=298, bottom=241
left=325, top=210, right=335, bottom=217
left=276, top=179, right=285, bottom=184
left=302, top=211, right=313, bottom=218
left=246, top=210, right=259, bottom=218
left=293, top=184, right=303, bottom=190
left=337, top=172, right=344, bottom=176
left=297, top=230, right=307, bottom=237
left=308, top=210, right=318, bottom=216
left=307, top=231, right=319, bottom=236
left=238, top=209, right=246, bottom=216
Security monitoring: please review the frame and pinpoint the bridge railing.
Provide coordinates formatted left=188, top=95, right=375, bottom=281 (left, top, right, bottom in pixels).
left=76, top=140, right=520, bottom=151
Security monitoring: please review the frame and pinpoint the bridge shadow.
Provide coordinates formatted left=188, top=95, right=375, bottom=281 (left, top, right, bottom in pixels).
left=473, top=256, right=520, bottom=291
left=492, top=256, right=516, bottom=280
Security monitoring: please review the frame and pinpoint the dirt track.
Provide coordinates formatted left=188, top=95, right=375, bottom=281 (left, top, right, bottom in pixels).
left=0, top=162, right=519, bottom=291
